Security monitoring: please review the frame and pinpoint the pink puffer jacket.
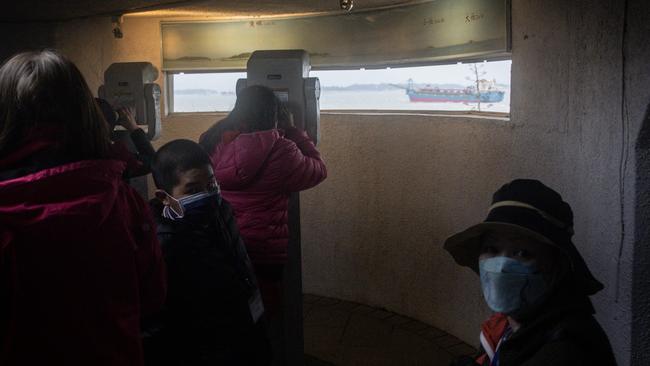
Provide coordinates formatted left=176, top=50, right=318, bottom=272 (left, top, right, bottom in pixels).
left=209, top=127, right=326, bottom=264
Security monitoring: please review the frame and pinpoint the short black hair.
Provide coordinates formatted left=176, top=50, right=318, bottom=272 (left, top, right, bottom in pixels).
left=151, top=139, right=213, bottom=193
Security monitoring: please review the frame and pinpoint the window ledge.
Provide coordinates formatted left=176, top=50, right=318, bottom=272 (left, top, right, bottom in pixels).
left=165, top=111, right=229, bottom=117
left=321, top=110, right=510, bottom=121
left=165, top=110, right=510, bottom=121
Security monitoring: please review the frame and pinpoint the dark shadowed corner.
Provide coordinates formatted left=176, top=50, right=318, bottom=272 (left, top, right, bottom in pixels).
left=633, top=102, right=650, bottom=366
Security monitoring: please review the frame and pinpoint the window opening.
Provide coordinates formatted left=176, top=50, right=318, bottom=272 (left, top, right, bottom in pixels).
left=169, top=60, right=510, bottom=114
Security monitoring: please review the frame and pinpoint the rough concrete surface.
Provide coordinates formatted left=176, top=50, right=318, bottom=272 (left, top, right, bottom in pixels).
left=0, top=0, right=648, bottom=364
left=0, top=23, right=56, bottom=62
left=302, top=294, right=472, bottom=365
left=630, top=1, right=650, bottom=364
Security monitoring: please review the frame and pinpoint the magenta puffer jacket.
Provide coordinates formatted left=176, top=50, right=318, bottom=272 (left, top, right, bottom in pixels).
left=209, top=127, right=326, bottom=264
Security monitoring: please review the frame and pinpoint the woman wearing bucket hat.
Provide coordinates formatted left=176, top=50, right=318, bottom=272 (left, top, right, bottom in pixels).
left=444, top=179, right=616, bottom=366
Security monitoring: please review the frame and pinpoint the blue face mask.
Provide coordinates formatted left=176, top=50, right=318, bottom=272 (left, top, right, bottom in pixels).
left=162, top=190, right=220, bottom=222
left=479, top=256, right=547, bottom=314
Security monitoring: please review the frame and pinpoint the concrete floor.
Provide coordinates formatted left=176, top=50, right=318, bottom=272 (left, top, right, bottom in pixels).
left=303, top=294, right=477, bottom=366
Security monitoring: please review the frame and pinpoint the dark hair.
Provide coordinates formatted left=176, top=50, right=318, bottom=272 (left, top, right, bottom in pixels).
left=277, top=102, right=292, bottom=126
left=200, top=85, right=280, bottom=154
left=198, top=116, right=237, bottom=154
left=95, top=97, right=117, bottom=127
left=152, top=139, right=213, bottom=193
left=0, top=50, right=110, bottom=158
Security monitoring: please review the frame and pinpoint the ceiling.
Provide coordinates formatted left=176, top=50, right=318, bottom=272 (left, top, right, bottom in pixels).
left=3, top=0, right=416, bottom=22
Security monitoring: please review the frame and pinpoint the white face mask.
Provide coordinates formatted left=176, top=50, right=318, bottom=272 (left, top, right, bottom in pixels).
left=479, top=256, right=548, bottom=314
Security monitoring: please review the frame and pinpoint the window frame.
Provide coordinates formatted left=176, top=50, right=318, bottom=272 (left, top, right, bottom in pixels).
left=164, top=58, right=512, bottom=118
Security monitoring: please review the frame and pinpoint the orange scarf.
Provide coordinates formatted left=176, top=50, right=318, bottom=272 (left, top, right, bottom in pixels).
left=477, top=313, right=509, bottom=365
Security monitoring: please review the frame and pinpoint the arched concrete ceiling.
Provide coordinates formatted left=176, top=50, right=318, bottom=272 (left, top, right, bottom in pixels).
left=3, top=0, right=416, bottom=22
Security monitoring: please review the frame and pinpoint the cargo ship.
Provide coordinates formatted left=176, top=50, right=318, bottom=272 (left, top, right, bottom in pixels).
left=405, top=79, right=505, bottom=103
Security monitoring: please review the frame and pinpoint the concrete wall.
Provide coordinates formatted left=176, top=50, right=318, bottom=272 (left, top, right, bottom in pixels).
left=54, top=16, right=166, bottom=110
left=634, top=107, right=650, bottom=366
left=0, top=23, right=57, bottom=62
left=2, top=0, right=648, bottom=363
left=629, top=0, right=650, bottom=365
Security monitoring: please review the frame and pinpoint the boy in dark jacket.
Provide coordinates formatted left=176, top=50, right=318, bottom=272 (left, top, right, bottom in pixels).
left=148, top=139, right=270, bottom=366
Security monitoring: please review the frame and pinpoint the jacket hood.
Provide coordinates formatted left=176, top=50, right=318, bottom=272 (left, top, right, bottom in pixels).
left=214, top=129, right=281, bottom=188
left=0, top=159, right=127, bottom=236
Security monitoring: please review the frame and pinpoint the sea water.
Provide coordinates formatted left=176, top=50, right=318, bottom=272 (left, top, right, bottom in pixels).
left=173, top=88, right=510, bottom=114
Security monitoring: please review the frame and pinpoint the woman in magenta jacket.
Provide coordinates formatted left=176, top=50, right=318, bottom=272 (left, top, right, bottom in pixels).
left=0, top=50, right=166, bottom=366
left=200, top=85, right=326, bottom=315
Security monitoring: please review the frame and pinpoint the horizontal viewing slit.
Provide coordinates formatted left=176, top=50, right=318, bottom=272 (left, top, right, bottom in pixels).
left=170, top=60, right=511, bottom=114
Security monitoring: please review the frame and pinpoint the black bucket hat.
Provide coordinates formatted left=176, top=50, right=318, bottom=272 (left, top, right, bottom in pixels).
left=443, top=179, right=603, bottom=296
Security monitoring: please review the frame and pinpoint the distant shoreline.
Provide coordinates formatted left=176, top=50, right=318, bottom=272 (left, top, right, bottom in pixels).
left=176, top=83, right=510, bottom=95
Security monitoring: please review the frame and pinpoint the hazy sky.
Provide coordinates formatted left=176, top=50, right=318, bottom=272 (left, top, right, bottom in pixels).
left=173, top=60, right=511, bottom=91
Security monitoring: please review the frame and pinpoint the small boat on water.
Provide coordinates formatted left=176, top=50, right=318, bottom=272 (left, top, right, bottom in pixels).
left=406, top=79, right=505, bottom=103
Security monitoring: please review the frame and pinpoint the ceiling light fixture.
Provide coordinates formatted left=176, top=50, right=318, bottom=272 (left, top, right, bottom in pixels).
left=340, top=0, right=354, bottom=12
left=111, top=15, right=124, bottom=39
